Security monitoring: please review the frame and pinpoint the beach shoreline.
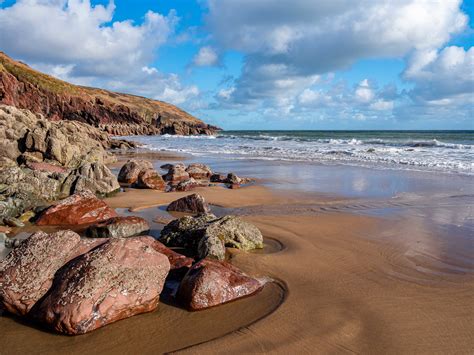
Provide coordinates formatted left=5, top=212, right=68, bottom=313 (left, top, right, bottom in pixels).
left=1, top=147, right=473, bottom=354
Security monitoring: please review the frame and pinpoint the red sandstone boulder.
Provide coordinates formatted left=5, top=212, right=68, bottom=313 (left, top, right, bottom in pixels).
left=36, top=190, right=117, bottom=226
left=166, top=193, right=211, bottom=214
left=118, top=160, right=153, bottom=184
left=226, top=172, right=242, bottom=185
left=34, top=237, right=170, bottom=335
left=0, top=230, right=103, bottom=316
left=133, top=168, right=166, bottom=190
left=176, top=259, right=265, bottom=310
left=185, top=164, right=212, bottom=179
left=85, top=216, right=150, bottom=239
left=174, top=178, right=207, bottom=192
left=163, top=165, right=190, bottom=184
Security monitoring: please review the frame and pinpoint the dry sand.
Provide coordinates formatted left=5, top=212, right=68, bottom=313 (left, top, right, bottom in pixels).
left=1, top=182, right=473, bottom=353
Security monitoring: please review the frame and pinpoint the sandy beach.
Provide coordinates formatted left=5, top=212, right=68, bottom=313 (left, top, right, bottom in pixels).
left=1, top=148, right=473, bottom=353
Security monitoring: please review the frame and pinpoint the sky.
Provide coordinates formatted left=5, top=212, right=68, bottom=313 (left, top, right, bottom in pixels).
left=0, top=0, right=473, bottom=130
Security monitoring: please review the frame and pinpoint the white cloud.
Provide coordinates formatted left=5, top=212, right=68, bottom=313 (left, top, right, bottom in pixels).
left=404, top=46, right=474, bottom=104
left=0, top=0, right=202, bottom=109
left=193, top=46, right=219, bottom=66
left=370, top=100, right=394, bottom=111
left=207, top=0, right=469, bottom=121
left=355, top=79, right=375, bottom=103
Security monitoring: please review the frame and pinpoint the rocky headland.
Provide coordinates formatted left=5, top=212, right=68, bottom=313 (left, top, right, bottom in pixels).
left=0, top=51, right=220, bottom=136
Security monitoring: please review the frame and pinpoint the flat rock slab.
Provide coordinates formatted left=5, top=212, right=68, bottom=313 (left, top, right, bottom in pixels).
left=34, top=237, right=170, bottom=335
left=0, top=230, right=102, bottom=316
left=36, top=190, right=117, bottom=226
left=85, top=216, right=150, bottom=239
left=177, top=259, right=265, bottom=310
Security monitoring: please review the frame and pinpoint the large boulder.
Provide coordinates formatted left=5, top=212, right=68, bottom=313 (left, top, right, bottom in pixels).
left=176, top=259, right=265, bottom=310
left=0, top=230, right=101, bottom=315
left=117, top=160, right=153, bottom=184
left=133, top=169, right=166, bottom=190
left=166, top=193, right=211, bottom=214
left=34, top=237, right=170, bottom=335
left=85, top=216, right=150, bottom=239
left=36, top=190, right=118, bottom=226
left=185, top=164, right=212, bottom=179
left=159, top=214, right=264, bottom=260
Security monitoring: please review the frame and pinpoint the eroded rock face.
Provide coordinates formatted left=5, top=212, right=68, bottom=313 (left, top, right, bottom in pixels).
left=133, top=169, right=166, bottom=190
left=118, top=160, right=153, bottom=184
left=0, top=230, right=85, bottom=315
left=34, top=237, right=170, bottom=335
left=176, top=259, right=265, bottom=310
left=36, top=190, right=118, bottom=226
left=159, top=214, right=264, bottom=260
left=85, top=216, right=150, bottom=239
left=166, top=193, right=211, bottom=214
left=185, top=164, right=212, bottom=180
left=0, top=105, right=120, bottom=223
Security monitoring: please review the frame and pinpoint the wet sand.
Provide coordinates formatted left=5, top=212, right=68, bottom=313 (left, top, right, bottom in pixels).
left=1, top=159, right=473, bottom=353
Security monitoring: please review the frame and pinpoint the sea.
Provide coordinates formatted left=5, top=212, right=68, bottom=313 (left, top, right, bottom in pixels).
left=124, top=130, right=474, bottom=176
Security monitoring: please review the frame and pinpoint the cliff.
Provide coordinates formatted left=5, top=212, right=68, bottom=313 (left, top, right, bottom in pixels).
left=0, top=51, right=219, bottom=136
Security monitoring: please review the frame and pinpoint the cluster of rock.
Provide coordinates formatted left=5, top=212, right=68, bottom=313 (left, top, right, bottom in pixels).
left=118, top=159, right=253, bottom=193
left=0, top=191, right=268, bottom=334
left=0, top=105, right=124, bottom=225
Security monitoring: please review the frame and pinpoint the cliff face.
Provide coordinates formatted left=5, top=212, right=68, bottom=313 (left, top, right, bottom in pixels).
left=0, top=52, right=220, bottom=136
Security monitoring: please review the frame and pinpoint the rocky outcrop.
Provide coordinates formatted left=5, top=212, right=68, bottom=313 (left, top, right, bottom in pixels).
left=177, top=259, right=265, bottom=310
left=0, top=105, right=120, bottom=224
left=167, top=193, right=211, bottom=214
left=0, top=51, right=219, bottom=136
left=85, top=216, right=150, bottom=239
left=159, top=214, right=264, bottom=260
left=36, top=191, right=118, bottom=226
left=118, top=160, right=153, bottom=184
left=0, top=230, right=101, bottom=315
left=163, top=165, right=190, bottom=184
left=34, top=237, right=170, bottom=335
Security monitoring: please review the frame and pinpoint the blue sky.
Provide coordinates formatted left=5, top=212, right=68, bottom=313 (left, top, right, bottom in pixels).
left=0, top=0, right=473, bottom=130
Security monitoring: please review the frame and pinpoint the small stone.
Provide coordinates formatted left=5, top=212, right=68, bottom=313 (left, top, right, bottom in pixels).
left=18, top=211, right=35, bottom=223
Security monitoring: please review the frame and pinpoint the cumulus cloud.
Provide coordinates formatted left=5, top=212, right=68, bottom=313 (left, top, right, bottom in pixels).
left=206, top=0, right=469, bottom=122
left=404, top=46, right=474, bottom=105
left=193, top=46, right=219, bottom=66
left=0, top=0, right=201, bottom=110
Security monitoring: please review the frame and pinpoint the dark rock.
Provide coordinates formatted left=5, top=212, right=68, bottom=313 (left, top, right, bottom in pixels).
left=226, top=173, right=242, bottom=185
left=166, top=193, right=211, bottom=214
left=85, top=216, right=150, bottom=239
left=177, top=259, right=265, bottom=310
left=210, top=173, right=226, bottom=183
left=118, top=160, right=153, bottom=184
left=34, top=237, right=170, bottom=335
left=36, top=190, right=118, bottom=226
left=159, top=214, right=263, bottom=260
left=133, top=169, right=166, bottom=190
